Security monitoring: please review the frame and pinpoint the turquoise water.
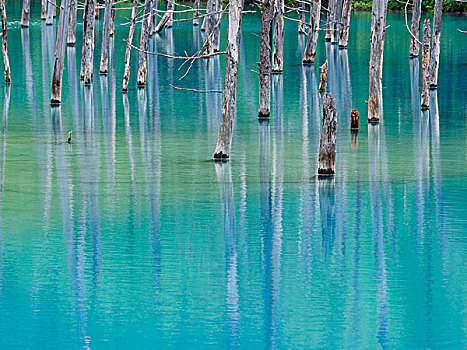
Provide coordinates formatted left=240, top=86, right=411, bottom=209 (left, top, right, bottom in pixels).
left=0, top=3, right=466, bottom=348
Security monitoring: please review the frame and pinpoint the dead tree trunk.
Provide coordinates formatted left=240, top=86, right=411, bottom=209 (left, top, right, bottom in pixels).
left=41, top=0, right=47, bottom=20
left=0, top=0, right=10, bottom=83
left=214, top=0, right=222, bottom=52
left=46, top=0, right=55, bottom=25
left=122, top=0, right=138, bottom=92
left=213, top=0, right=243, bottom=160
left=409, top=0, right=422, bottom=57
left=303, top=0, right=321, bottom=64
left=258, top=0, right=274, bottom=119
left=193, top=0, right=200, bottom=26
left=429, top=0, right=442, bottom=88
left=325, top=0, right=337, bottom=41
left=319, top=60, right=328, bottom=91
left=421, top=19, right=431, bottom=110
left=21, top=0, right=31, bottom=28
left=330, top=0, right=342, bottom=44
left=368, top=0, right=388, bottom=123
left=272, top=0, right=284, bottom=73
left=166, top=0, right=175, bottom=28
left=338, top=0, right=351, bottom=48
left=51, top=0, right=72, bottom=104
left=100, top=0, right=112, bottom=74
left=318, top=92, right=337, bottom=175
left=110, top=2, right=116, bottom=36
left=150, top=0, right=156, bottom=34
left=67, top=0, right=78, bottom=45
left=298, top=0, right=306, bottom=33
left=137, top=0, right=153, bottom=87
left=80, top=0, right=97, bottom=84
left=203, top=0, right=218, bottom=54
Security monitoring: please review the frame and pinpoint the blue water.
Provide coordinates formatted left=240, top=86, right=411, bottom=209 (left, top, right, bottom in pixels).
left=0, top=2, right=466, bottom=349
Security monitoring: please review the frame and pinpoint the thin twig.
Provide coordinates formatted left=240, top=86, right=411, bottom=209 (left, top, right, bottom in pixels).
left=170, top=84, right=223, bottom=93
left=458, top=28, right=467, bottom=33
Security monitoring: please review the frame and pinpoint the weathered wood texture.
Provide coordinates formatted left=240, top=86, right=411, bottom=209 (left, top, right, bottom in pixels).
left=213, top=0, right=243, bottom=160
left=100, top=0, right=112, bottom=74
left=155, top=0, right=174, bottom=32
left=203, top=0, right=218, bottom=54
left=421, top=19, right=431, bottom=110
left=272, top=0, right=284, bottom=72
left=110, top=2, right=116, bottom=35
left=67, top=0, right=78, bottom=45
left=319, top=60, right=328, bottom=91
left=409, top=0, right=422, bottom=57
left=150, top=0, right=156, bottom=34
left=298, top=0, right=306, bottom=33
left=214, top=0, right=222, bottom=52
left=338, top=0, right=352, bottom=48
left=193, top=0, right=200, bottom=26
left=258, top=0, right=274, bottom=119
left=41, top=0, right=47, bottom=20
left=368, top=0, right=388, bottom=123
left=0, top=0, right=10, bottom=83
left=318, top=92, right=337, bottom=175
left=330, top=0, right=341, bottom=44
left=122, top=0, right=138, bottom=92
left=303, top=0, right=321, bottom=64
left=51, top=0, right=72, bottom=104
left=21, top=0, right=30, bottom=28
left=46, top=0, right=54, bottom=25
left=350, top=108, right=359, bottom=129
left=429, top=0, right=442, bottom=88
left=80, top=0, right=97, bottom=84
left=137, top=0, right=153, bottom=86
left=325, top=0, right=337, bottom=41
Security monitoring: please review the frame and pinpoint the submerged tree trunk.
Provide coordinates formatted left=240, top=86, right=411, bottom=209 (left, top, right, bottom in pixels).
left=41, top=0, right=47, bottom=20
left=298, top=0, right=306, bottom=33
left=325, top=0, right=337, bottom=41
left=213, top=0, right=243, bottom=160
left=110, top=2, right=116, bottom=36
left=409, top=0, right=422, bottom=57
left=203, top=0, right=218, bottom=54
left=193, top=0, right=200, bottom=26
left=46, top=0, right=55, bottom=25
left=67, top=0, right=78, bottom=45
left=166, top=0, right=175, bottom=28
left=368, top=0, right=388, bottom=123
left=214, top=0, right=222, bottom=52
left=318, top=92, right=337, bottom=175
left=122, top=0, right=138, bottom=92
left=303, top=0, right=321, bottom=64
left=330, top=0, right=341, bottom=44
left=51, top=0, right=72, bottom=104
left=21, top=0, right=31, bottom=28
left=258, top=0, right=274, bottom=119
left=319, top=60, right=328, bottom=91
left=100, top=0, right=112, bottom=74
left=137, top=0, right=153, bottom=87
left=80, top=0, right=97, bottom=84
left=0, top=0, right=10, bottom=83
left=421, top=19, right=431, bottom=110
left=338, top=0, right=351, bottom=48
left=150, top=0, right=156, bottom=34
left=272, top=0, right=284, bottom=73
left=429, top=0, right=442, bottom=88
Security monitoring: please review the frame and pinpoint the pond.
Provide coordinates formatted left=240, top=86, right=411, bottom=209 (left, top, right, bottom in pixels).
left=0, top=2, right=466, bottom=348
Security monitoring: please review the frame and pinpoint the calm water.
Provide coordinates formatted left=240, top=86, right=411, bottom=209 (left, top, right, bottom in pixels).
left=0, top=3, right=466, bottom=349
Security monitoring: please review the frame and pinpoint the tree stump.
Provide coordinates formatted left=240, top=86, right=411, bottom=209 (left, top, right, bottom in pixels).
left=421, top=19, right=431, bottom=110
left=319, top=60, right=328, bottom=92
left=350, top=108, right=359, bottom=129
left=303, top=0, right=321, bottom=64
left=318, top=92, right=337, bottom=175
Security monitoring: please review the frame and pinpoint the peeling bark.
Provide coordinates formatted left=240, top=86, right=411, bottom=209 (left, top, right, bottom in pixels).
left=318, top=92, right=337, bottom=175
left=272, top=0, right=284, bottom=73
left=0, top=1, right=10, bottom=83
left=67, top=0, right=78, bottom=45
left=100, top=0, right=112, bottom=74
left=303, top=0, right=321, bottom=64
left=429, top=0, right=442, bottom=88
left=421, top=19, right=430, bottom=110
left=21, top=0, right=30, bottom=28
left=122, top=0, right=138, bottom=92
left=80, top=0, right=97, bottom=84
left=258, top=0, right=274, bottom=119
left=409, top=0, right=422, bottom=57
left=338, top=0, right=351, bottom=48
left=137, top=0, right=153, bottom=87
left=193, top=0, right=200, bottom=26
left=319, top=60, right=328, bottom=91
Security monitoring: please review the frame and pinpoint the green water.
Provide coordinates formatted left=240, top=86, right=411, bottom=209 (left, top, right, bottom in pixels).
left=0, top=3, right=466, bottom=349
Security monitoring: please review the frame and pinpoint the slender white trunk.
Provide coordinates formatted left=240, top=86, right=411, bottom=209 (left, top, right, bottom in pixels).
left=80, top=0, right=97, bottom=84
left=421, top=19, right=430, bottom=110
left=298, top=0, right=306, bottom=33
left=137, top=0, right=153, bottom=87
left=272, top=0, right=284, bottom=73
left=0, top=0, right=10, bottom=83
left=46, top=0, right=54, bottom=25
left=429, top=0, right=442, bottom=88
left=258, top=0, right=274, bottom=119
left=122, top=0, right=138, bottom=92
left=100, top=0, right=112, bottom=74
left=203, top=0, right=218, bottom=54
left=193, top=0, right=200, bottom=26
left=21, top=0, right=31, bottom=28
left=409, top=0, right=422, bottom=57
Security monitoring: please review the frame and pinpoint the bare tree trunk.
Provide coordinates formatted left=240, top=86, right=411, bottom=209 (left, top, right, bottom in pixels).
left=213, top=0, right=243, bottom=160
left=325, top=0, right=337, bottom=41
left=409, top=0, right=422, bottom=57
left=0, top=1, right=10, bottom=83
left=150, top=0, right=156, bottom=34
left=46, top=0, right=55, bottom=25
left=338, top=0, right=351, bottom=48
left=272, top=0, right=284, bottom=73
left=122, top=0, right=138, bottom=92
left=166, top=0, right=175, bottom=28
left=21, top=0, right=31, bottom=28
left=318, top=92, right=337, bottom=175
left=67, top=0, right=78, bottom=45
left=298, top=0, right=306, bottom=33
left=110, top=2, right=116, bottom=36
left=100, top=0, right=112, bottom=74
left=319, top=59, right=328, bottom=91
left=41, top=0, right=47, bottom=20
left=421, top=19, right=430, bottom=110
left=258, top=0, right=274, bottom=119
left=214, top=0, right=222, bottom=52
left=330, top=0, right=341, bottom=44
left=429, top=0, right=442, bottom=88
left=303, top=0, right=321, bottom=64
left=368, top=0, right=388, bottom=123
left=193, top=0, right=200, bottom=26
left=137, top=0, right=153, bottom=87
left=80, top=0, right=97, bottom=84
left=51, top=0, right=72, bottom=104
left=203, top=0, right=218, bottom=54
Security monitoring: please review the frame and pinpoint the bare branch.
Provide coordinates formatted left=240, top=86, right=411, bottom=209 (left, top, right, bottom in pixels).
left=170, top=84, right=223, bottom=93
left=458, top=28, right=467, bottom=33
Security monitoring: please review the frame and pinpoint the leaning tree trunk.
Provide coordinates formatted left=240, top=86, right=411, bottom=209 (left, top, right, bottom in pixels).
left=368, top=0, right=388, bottom=123
left=80, top=0, right=97, bottom=84
left=258, top=0, right=274, bottom=119
left=213, top=0, right=243, bottom=160
left=67, top=0, right=78, bottom=45
left=429, top=0, right=442, bottom=88
left=409, top=0, right=422, bottom=57
left=325, top=0, right=337, bottom=41
left=318, top=92, right=337, bottom=175
left=0, top=0, right=10, bottom=83
left=421, top=19, right=430, bottom=110
left=41, top=0, right=47, bottom=20
left=338, top=0, right=352, bottom=48
left=137, top=0, right=153, bottom=87
left=46, top=0, right=55, bottom=25
left=21, top=0, right=31, bottom=28
left=298, top=0, right=306, bottom=33
left=272, top=0, right=284, bottom=73
left=203, top=0, right=218, bottom=54
left=193, top=0, right=200, bottom=26
left=100, top=0, right=112, bottom=74
left=51, top=0, right=72, bottom=104
left=303, top=0, right=321, bottom=64
left=122, top=0, right=138, bottom=92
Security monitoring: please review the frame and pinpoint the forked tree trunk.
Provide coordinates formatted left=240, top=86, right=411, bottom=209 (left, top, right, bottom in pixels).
left=67, top=0, right=78, bottom=45
left=421, top=19, right=430, bottom=110
left=429, top=0, right=442, bottom=88
left=193, top=0, right=200, bottom=26
left=368, top=0, right=388, bottom=123
left=21, top=0, right=31, bottom=28
left=258, top=0, right=274, bottom=119
left=325, top=0, right=337, bottom=41
left=319, top=60, right=328, bottom=91
left=0, top=0, right=10, bottom=83
left=318, top=92, right=337, bottom=175
left=41, top=0, right=47, bottom=20
left=338, top=0, right=351, bottom=48
left=272, top=0, right=284, bottom=73
left=51, top=0, right=72, bottom=104
left=303, top=0, right=321, bottom=64
left=409, top=0, right=422, bottom=57
left=298, top=0, right=306, bottom=33
left=213, top=0, right=243, bottom=160
left=100, top=0, right=112, bottom=74
left=137, top=0, right=153, bottom=87
left=46, top=0, right=55, bottom=25
left=80, top=0, right=97, bottom=84
left=122, top=0, right=138, bottom=92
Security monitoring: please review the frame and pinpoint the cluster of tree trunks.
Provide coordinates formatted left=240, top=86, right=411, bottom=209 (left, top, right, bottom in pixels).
left=421, top=19, right=431, bottom=109
left=0, top=0, right=10, bottom=83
